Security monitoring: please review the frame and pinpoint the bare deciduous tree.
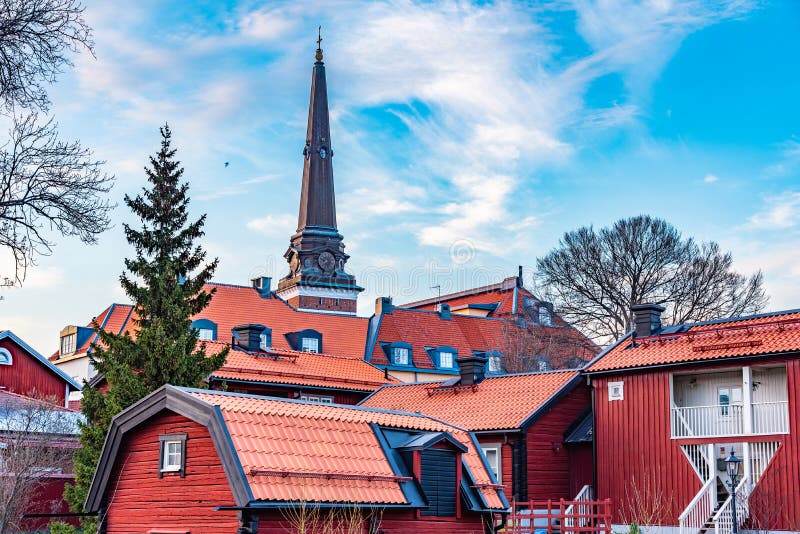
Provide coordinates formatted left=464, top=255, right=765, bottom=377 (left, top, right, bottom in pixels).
left=499, top=320, right=596, bottom=374
left=0, top=392, right=79, bottom=534
left=536, top=215, right=768, bottom=344
left=0, top=0, right=113, bottom=286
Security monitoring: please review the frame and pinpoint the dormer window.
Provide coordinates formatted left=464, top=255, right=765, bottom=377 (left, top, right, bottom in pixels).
left=301, top=337, right=319, bottom=353
left=393, top=346, right=410, bottom=365
left=488, top=354, right=502, bottom=374
left=192, top=319, right=217, bottom=342
left=439, top=350, right=455, bottom=368
left=61, top=334, right=76, bottom=355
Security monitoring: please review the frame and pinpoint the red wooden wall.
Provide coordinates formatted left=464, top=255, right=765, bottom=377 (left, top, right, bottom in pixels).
left=567, top=443, right=593, bottom=498
left=0, top=338, right=67, bottom=405
left=526, top=384, right=591, bottom=501
left=594, top=357, right=800, bottom=529
left=103, top=411, right=240, bottom=533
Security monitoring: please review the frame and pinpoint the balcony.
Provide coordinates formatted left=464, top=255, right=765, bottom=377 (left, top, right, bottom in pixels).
left=671, top=365, right=789, bottom=439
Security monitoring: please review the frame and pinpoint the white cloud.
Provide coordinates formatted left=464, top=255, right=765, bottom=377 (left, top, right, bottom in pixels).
left=746, top=191, right=800, bottom=230
left=246, top=213, right=296, bottom=235
left=704, top=174, right=719, bottom=183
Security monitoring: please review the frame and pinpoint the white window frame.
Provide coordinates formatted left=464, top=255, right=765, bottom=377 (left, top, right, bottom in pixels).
left=301, top=337, right=320, bottom=353
left=439, top=351, right=455, bottom=368
left=161, top=440, right=182, bottom=472
left=0, top=348, right=11, bottom=366
left=259, top=332, right=270, bottom=350
left=197, top=328, right=214, bottom=341
left=608, top=381, right=624, bottom=401
left=481, top=444, right=502, bottom=482
left=488, top=355, right=502, bottom=373
left=718, top=385, right=743, bottom=417
left=392, top=346, right=410, bottom=365
left=61, top=334, right=76, bottom=355
left=300, top=394, right=334, bottom=404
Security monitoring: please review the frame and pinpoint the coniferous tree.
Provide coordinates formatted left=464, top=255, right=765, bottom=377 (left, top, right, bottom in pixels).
left=61, top=125, right=228, bottom=528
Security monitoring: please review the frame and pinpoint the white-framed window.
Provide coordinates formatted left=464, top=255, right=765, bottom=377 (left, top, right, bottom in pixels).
left=300, top=394, right=334, bottom=404
left=197, top=328, right=214, bottom=341
left=481, top=444, right=502, bottom=482
left=61, top=334, right=76, bottom=355
left=392, top=346, right=410, bottom=365
left=0, top=348, right=11, bottom=366
left=718, top=386, right=743, bottom=416
left=161, top=441, right=182, bottom=472
left=608, top=381, right=624, bottom=401
left=439, top=351, right=455, bottom=368
left=301, top=337, right=320, bottom=353
left=259, top=332, right=270, bottom=350
left=488, top=354, right=502, bottom=373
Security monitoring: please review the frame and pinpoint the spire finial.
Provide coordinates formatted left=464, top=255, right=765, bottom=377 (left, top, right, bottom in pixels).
left=315, top=26, right=323, bottom=62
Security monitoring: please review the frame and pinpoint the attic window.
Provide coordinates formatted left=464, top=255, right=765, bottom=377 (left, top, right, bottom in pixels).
left=438, top=351, right=455, bottom=368
left=198, top=329, right=214, bottom=341
left=61, top=334, right=76, bottom=355
left=0, top=348, right=11, bottom=366
left=301, top=337, right=319, bottom=353
left=259, top=332, right=271, bottom=350
left=393, top=346, right=410, bottom=365
left=158, top=434, right=187, bottom=477
left=192, top=319, right=217, bottom=341
left=487, top=354, right=502, bottom=373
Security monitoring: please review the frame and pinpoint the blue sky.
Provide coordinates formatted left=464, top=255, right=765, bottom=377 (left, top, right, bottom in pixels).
left=2, top=0, right=799, bottom=354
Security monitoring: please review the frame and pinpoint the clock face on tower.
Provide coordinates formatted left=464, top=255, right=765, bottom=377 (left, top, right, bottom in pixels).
left=318, top=251, right=335, bottom=272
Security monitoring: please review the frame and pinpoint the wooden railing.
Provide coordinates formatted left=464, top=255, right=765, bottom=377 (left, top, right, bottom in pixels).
left=713, top=475, right=751, bottom=534
left=672, top=401, right=788, bottom=438
left=508, top=498, right=611, bottom=534
left=564, top=485, right=593, bottom=529
left=679, top=477, right=715, bottom=534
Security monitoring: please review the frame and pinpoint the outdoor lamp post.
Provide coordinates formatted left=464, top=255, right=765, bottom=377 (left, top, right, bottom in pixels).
left=725, top=450, right=743, bottom=534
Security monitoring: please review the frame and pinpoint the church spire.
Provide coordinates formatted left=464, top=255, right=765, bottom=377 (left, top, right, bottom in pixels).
left=276, top=33, right=362, bottom=314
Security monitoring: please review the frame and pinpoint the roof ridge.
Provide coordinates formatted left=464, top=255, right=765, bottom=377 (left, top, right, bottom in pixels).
left=683, top=308, right=800, bottom=329
left=180, top=387, right=469, bottom=431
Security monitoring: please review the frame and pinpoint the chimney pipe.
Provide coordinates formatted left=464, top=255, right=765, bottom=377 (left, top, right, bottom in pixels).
left=630, top=303, right=665, bottom=337
left=457, top=353, right=489, bottom=386
left=438, top=303, right=451, bottom=320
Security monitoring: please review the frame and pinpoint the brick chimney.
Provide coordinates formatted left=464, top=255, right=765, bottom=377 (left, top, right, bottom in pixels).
left=456, top=353, right=489, bottom=386
left=630, top=303, right=665, bottom=337
left=232, top=324, right=269, bottom=351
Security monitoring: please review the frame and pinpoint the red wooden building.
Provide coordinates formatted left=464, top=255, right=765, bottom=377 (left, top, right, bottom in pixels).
left=85, top=385, right=508, bottom=533
left=586, top=304, right=800, bottom=533
left=360, top=354, right=592, bottom=503
left=0, top=330, right=80, bottom=407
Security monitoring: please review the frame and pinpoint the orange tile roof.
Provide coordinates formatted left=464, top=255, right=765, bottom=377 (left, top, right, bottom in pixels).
left=360, top=370, right=580, bottom=431
left=187, top=389, right=505, bottom=508
left=586, top=309, right=800, bottom=373
left=209, top=342, right=394, bottom=392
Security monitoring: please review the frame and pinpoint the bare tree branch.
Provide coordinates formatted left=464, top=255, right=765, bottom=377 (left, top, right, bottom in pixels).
left=536, top=215, right=768, bottom=345
left=0, top=114, right=113, bottom=284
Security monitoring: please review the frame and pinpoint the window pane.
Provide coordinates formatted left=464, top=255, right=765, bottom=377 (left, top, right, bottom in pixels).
left=731, top=387, right=743, bottom=404
left=198, top=328, right=214, bottom=341
left=440, top=351, right=454, bottom=368
left=301, top=337, right=319, bottom=353
left=393, top=347, right=409, bottom=365
left=162, top=441, right=182, bottom=470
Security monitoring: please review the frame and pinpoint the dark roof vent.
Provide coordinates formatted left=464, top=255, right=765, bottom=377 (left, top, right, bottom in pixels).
left=456, top=353, right=489, bottom=386
left=630, top=303, right=665, bottom=337
left=232, top=324, right=268, bottom=352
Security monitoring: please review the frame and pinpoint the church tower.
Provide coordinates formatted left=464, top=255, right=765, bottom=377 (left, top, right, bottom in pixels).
left=276, top=34, right=363, bottom=314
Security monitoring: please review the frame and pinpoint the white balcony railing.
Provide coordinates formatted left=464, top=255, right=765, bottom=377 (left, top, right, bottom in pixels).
left=671, top=401, right=788, bottom=438
left=679, top=477, right=715, bottom=534
left=752, top=401, right=789, bottom=434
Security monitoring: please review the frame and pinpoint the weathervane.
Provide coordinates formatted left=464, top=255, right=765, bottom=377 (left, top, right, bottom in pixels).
left=316, top=26, right=323, bottom=61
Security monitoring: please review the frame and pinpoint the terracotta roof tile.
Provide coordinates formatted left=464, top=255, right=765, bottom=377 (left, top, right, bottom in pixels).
left=187, top=390, right=505, bottom=508
left=360, top=370, right=579, bottom=431
left=208, top=342, right=394, bottom=392
left=586, top=310, right=800, bottom=373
